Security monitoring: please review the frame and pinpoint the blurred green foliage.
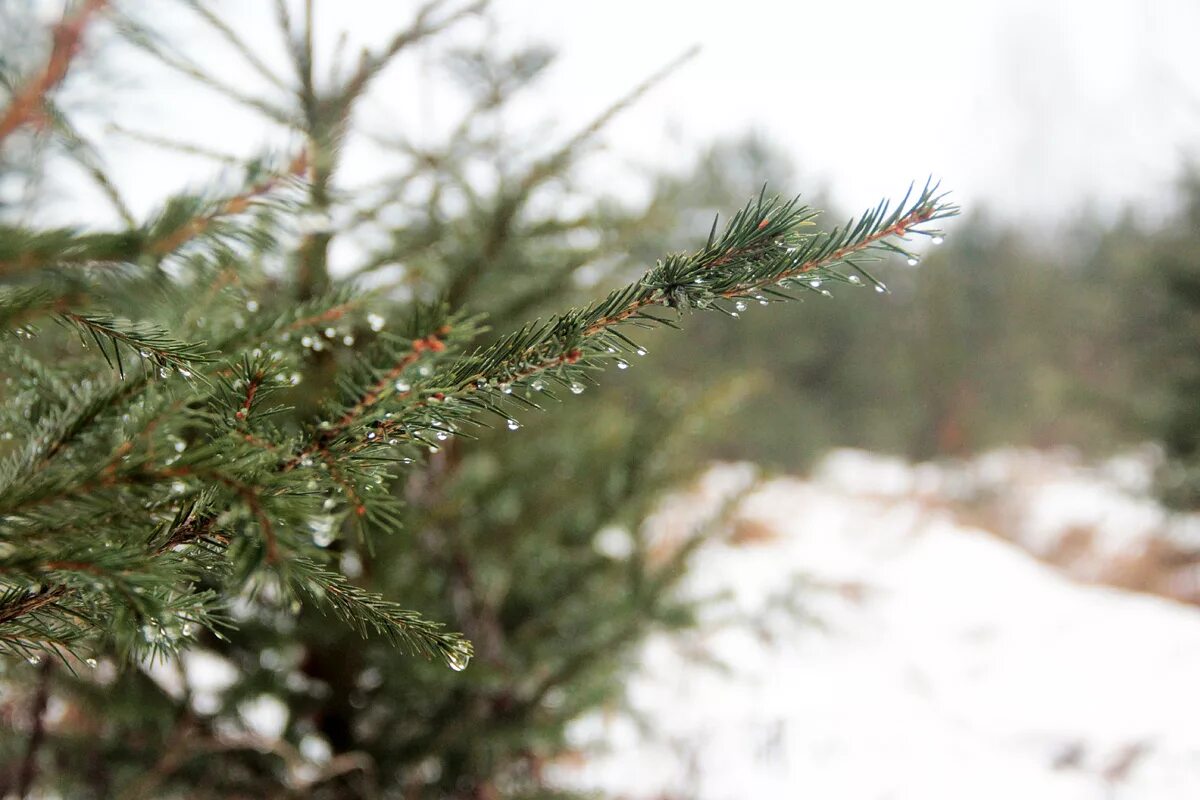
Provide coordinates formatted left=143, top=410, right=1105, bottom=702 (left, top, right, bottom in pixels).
left=641, top=141, right=1200, bottom=482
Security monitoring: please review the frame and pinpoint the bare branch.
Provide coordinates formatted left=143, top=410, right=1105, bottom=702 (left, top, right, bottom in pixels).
left=338, top=0, right=487, bottom=107
left=182, top=0, right=290, bottom=91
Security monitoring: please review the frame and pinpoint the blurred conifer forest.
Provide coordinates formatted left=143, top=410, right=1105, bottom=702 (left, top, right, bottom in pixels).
left=0, top=2, right=1197, bottom=799
left=652, top=146, right=1200, bottom=477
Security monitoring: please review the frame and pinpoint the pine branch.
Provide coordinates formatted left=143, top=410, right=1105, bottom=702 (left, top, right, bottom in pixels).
left=54, top=312, right=214, bottom=378
left=143, top=151, right=308, bottom=258
left=106, top=122, right=242, bottom=165
left=322, top=183, right=957, bottom=455
left=181, top=0, right=290, bottom=92
left=518, top=44, right=699, bottom=194
left=0, top=287, right=62, bottom=331
left=49, top=110, right=136, bottom=226
left=288, top=557, right=473, bottom=669
left=113, top=12, right=295, bottom=126
left=0, top=0, right=107, bottom=147
left=0, top=152, right=307, bottom=275
left=337, top=0, right=487, bottom=107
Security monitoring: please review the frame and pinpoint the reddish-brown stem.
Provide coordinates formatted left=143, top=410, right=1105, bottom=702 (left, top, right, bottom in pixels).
left=238, top=487, right=278, bottom=563
left=0, top=0, right=107, bottom=146
left=235, top=370, right=264, bottom=422
left=319, top=451, right=366, bottom=518
left=282, top=330, right=448, bottom=470
left=340, top=208, right=935, bottom=454
left=147, top=150, right=308, bottom=257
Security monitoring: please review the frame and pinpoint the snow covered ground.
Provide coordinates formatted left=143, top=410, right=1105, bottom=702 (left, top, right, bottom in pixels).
left=557, top=448, right=1200, bottom=799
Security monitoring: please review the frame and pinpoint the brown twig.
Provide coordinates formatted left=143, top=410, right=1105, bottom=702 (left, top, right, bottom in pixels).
left=0, top=0, right=108, bottom=147
left=0, top=587, right=69, bottom=627
left=147, top=150, right=308, bottom=257
left=283, top=330, right=448, bottom=470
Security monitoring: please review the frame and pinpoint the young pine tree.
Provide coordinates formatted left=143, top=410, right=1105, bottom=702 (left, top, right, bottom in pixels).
left=0, top=3, right=955, bottom=797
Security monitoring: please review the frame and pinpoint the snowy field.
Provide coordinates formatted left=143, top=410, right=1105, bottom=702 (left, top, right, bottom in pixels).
left=558, top=448, right=1200, bottom=799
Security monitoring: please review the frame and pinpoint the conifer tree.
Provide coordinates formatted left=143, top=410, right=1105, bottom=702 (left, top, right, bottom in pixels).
left=0, top=2, right=955, bottom=796
left=1153, top=175, right=1200, bottom=509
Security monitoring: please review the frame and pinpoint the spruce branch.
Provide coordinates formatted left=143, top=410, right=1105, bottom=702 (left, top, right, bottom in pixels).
left=181, top=0, right=290, bottom=93
left=54, top=312, right=214, bottom=378
left=143, top=150, right=309, bottom=258
left=0, top=151, right=306, bottom=275
left=329, top=183, right=957, bottom=454
left=106, top=122, right=242, bottom=166
left=288, top=557, right=473, bottom=669
left=113, top=12, right=295, bottom=126
left=337, top=0, right=488, bottom=108
left=0, top=0, right=107, bottom=147
left=518, top=44, right=700, bottom=195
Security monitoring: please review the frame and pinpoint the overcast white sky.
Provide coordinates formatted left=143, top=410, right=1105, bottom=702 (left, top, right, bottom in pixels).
left=501, top=0, right=1200, bottom=222
left=55, top=0, right=1200, bottom=227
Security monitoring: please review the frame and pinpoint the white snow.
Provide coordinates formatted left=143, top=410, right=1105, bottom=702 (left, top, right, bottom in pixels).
left=556, top=449, right=1200, bottom=799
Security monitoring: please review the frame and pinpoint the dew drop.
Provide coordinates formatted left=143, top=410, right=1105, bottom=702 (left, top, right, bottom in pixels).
left=500, top=383, right=512, bottom=395
left=446, top=644, right=471, bottom=672
left=342, top=335, right=355, bottom=346
left=367, top=431, right=377, bottom=440
left=875, top=283, right=888, bottom=293
left=289, top=372, right=302, bottom=386
left=435, top=431, right=449, bottom=441
left=246, top=299, right=260, bottom=312
left=820, top=289, right=833, bottom=297
left=531, top=379, right=545, bottom=391
left=394, top=380, right=410, bottom=392
left=506, top=419, right=521, bottom=431
left=569, top=381, right=585, bottom=395
left=734, top=300, right=748, bottom=312
left=731, top=311, right=740, bottom=318
left=616, top=359, right=629, bottom=370
left=848, top=275, right=863, bottom=285
left=85, top=657, right=98, bottom=668
left=173, top=440, right=186, bottom=453
left=907, top=257, right=919, bottom=267
left=367, top=313, right=385, bottom=332
left=932, top=236, right=945, bottom=245
left=301, top=335, right=314, bottom=348
left=324, top=327, right=336, bottom=339
left=635, top=347, right=647, bottom=357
